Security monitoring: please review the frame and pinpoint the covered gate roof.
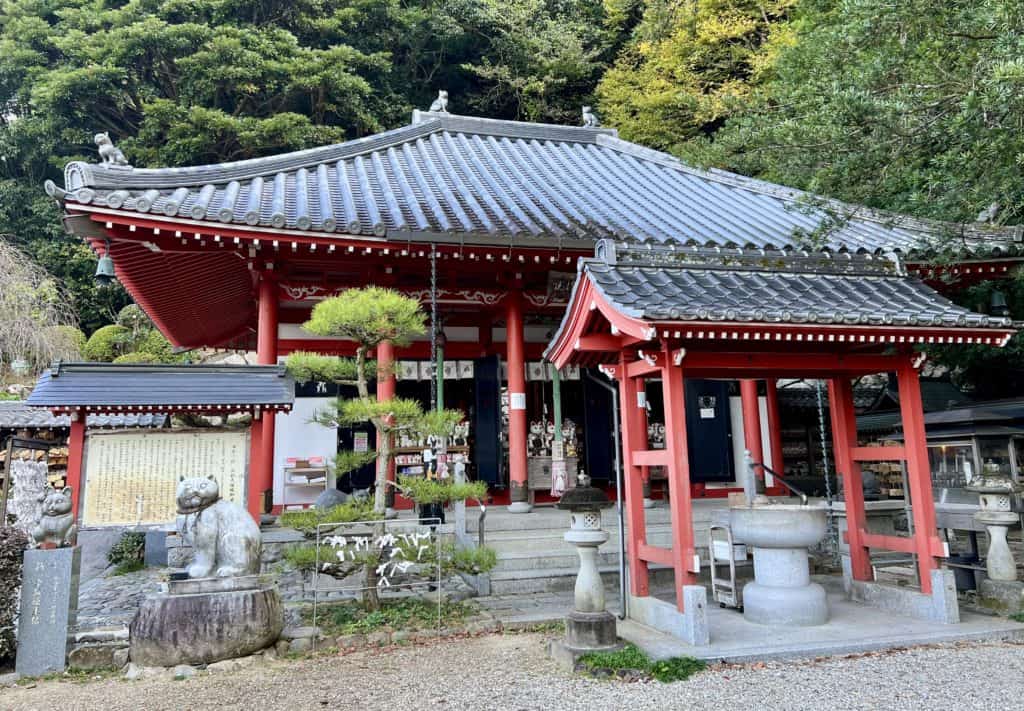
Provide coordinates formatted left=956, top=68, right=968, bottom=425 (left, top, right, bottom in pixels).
left=26, top=363, right=294, bottom=415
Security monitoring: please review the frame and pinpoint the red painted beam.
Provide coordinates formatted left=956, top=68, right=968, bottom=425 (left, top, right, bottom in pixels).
left=632, top=450, right=669, bottom=467
left=638, top=544, right=673, bottom=566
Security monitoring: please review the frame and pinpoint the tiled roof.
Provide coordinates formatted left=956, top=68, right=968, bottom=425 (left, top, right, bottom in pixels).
left=0, top=401, right=167, bottom=429
left=49, top=112, right=1024, bottom=254
left=26, top=363, right=294, bottom=411
left=584, top=243, right=1013, bottom=329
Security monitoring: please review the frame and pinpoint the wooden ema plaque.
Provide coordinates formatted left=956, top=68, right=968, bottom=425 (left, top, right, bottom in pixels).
left=82, top=430, right=248, bottom=526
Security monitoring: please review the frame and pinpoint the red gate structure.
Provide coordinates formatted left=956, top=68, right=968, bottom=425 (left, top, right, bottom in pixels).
left=545, top=241, right=1015, bottom=620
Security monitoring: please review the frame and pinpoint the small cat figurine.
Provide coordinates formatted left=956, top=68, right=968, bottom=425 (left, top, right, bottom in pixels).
left=31, top=485, right=77, bottom=548
left=176, top=474, right=261, bottom=578
left=429, top=90, right=449, bottom=113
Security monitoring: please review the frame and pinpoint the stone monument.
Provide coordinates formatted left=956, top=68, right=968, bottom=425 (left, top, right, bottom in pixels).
left=129, top=475, right=283, bottom=666
left=549, top=474, right=620, bottom=669
left=15, top=485, right=81, bottom=677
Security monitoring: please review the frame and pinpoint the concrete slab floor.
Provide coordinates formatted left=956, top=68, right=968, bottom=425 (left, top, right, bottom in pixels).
left=619, top=580, right=1024, bottom=664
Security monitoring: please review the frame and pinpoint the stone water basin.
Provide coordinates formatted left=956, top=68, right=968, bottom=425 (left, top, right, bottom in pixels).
left=729, top=503, right=828, bottom=549
left=729, top=503, right=830, bottom=626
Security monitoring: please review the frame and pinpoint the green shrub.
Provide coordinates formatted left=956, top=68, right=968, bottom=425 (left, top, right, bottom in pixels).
left=447, top=544, right=497, bottom=575
left=0, top=526, right=30, bottom=663
left=578, top=643, right=706, bottom=683
left=398, top=476, right=487, bottom=505
left=111, top=560, right=145, bottom=576
left=279, top=498, right=379, bottom=536
left=107, top=531, right=145, bottom=569
left=83, top=324, right=131, bottom=362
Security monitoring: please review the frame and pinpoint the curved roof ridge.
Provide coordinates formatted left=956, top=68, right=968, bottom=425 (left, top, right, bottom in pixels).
left=64, top=120, right=444, bottom=191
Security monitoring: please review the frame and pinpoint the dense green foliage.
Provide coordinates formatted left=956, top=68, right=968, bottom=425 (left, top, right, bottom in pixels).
left=82, top=305, right=179, bottom=362
left=685, top=0, right=1024, bottom=226
left=106, top=530, right=145, bottom=574
left=598, top=0, right=796, bottom=151
left=279, top=498, right=380, bottom=536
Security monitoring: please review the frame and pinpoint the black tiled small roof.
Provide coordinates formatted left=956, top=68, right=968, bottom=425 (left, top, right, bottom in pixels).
left=26, top=363, right=294, bottom=412
left=0, top=401, right=168, bottom=429
left=584, top=244, right=1011, bottom=329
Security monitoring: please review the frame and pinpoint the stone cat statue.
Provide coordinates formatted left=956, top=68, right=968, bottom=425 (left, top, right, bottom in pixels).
left=31, top=485, right=77, bottom=548
left=175, top=474, right=261, bottom=578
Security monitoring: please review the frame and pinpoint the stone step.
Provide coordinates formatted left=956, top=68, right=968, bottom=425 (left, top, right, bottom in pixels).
left=488, top=564, right=678, bottom=595
left=494, top=549, right=623, bottom=572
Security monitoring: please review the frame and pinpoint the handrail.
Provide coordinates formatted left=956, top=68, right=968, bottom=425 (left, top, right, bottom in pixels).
left=749, top=460, right=809, bottom=505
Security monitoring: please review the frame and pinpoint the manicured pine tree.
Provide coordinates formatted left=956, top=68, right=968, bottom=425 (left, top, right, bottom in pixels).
left=285, top=286, right=462, bottom=609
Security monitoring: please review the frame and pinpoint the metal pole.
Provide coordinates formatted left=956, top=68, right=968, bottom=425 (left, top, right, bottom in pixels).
left=436, top=341, right=445, bottom=412
left=584, top=370, right=626, bottom=619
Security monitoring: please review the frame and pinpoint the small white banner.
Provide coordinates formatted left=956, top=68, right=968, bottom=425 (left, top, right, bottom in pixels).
left=510, top=392, right=527, bottom=410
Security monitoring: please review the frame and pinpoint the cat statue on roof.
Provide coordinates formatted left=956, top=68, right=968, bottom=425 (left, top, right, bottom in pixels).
left=176, top=474, right=260, bottom=578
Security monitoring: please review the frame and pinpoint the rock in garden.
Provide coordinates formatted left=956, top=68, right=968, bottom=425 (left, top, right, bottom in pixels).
left=315, top=488, right=349, bottom=510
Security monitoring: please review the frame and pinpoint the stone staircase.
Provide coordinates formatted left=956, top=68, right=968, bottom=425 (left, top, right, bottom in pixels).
left=470, top=501, right=727, bottom=595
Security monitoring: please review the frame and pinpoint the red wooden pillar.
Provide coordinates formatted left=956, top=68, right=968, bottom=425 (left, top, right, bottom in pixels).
left=740, top=379, right=764, bottom=471
left=636, top=380, right=652, bottom=502
left=506, top=289, right=530, bottom=512
left=249, top=272, right=278, bottom=517
left=661, top=356, right=698, bottom=608
left=616, top=359, right=650, bottom=597
left=67, top=410, right=86, bottom=519
left=828, top=377, right=873, bottom=583
left=377, top=340, right=398, bottom=511
left=765, top=379, right=785, bottom=474
left=896, top=359, right=942, bottom=593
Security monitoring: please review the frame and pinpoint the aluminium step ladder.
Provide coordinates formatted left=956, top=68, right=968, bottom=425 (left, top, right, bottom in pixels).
left=709, top=523, right=744, bottom=610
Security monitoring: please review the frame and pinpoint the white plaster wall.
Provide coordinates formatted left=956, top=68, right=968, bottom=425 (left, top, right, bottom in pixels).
left=728, top=395, right=775, bottom=486
left=273, top=397, right=338, bottom=508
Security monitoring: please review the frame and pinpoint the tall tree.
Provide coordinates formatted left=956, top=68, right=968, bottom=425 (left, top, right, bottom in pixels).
left=597, top=0, right=796, bottom=151
left=685, top=0, right=1024, bottom=225
left=0, top=237, right=82, bottom=380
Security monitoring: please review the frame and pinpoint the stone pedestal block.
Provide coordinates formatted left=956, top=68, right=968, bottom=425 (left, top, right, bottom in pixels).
left=16, top=546, right=80, bottom=677
left=565, top=610, right=618, bottom=650
left=129, top=584, right=283, bottom=667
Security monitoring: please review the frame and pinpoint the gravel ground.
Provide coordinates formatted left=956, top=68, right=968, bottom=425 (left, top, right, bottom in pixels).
left=2, top=634, right=1023, bottom=711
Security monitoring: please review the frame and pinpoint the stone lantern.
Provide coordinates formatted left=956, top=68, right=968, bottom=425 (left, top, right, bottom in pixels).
left=967, top=460, right=1023, bottom=582
left=550, top=473, right=619, bottom=665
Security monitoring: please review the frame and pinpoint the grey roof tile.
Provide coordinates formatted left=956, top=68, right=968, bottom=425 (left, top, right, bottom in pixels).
left=26, top=363, right=294, bottom=410
left=581, top=244, right=1012, bottom=330
left=0, top=401, right=168, bottom=429
left=52, top=112, right=1024, bottom=254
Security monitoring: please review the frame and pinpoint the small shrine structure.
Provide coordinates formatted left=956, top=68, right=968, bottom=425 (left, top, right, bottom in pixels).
left=544, top=240, right=1015, bottom=620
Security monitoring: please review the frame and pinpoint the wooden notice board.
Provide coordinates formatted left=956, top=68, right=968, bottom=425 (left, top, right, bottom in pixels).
left=81, top=430, right=248, bottom=526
